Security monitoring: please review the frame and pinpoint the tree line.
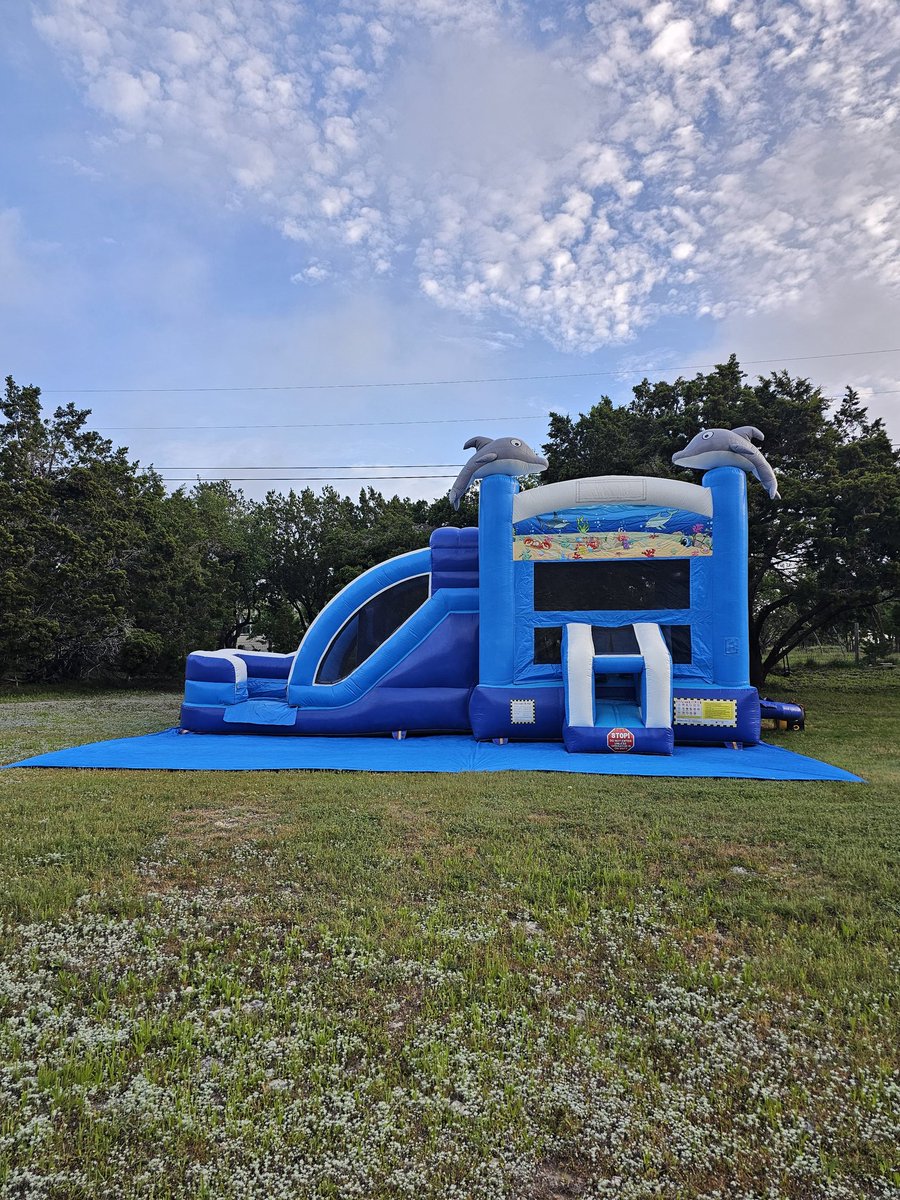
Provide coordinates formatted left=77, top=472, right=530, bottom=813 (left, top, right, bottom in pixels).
left=3, top=359, right=898, bottom=687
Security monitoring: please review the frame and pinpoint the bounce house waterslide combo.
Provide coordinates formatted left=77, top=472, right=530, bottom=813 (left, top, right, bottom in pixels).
left=7, top=426, right=860, bottom=779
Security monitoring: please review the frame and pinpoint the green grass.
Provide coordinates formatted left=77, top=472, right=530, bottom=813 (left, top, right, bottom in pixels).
left=0, top=673, right=897, bottom=1199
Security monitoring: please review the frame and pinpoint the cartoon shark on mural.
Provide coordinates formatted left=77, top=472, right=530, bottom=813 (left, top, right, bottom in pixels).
left=448, top=436, right=549, bottom=510
left=537, top=513, right=571, bottom=531
left=671, top=426, right=780, bottom=499
left=644, top=509, right=676, bottom=530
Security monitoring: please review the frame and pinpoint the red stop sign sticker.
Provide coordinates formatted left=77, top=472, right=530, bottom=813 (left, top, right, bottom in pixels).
left=607, top=727, right=635, bottom=753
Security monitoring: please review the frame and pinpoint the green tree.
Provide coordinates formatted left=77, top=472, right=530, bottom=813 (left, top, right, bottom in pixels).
left=0, top=376, right=173, bottom=679
left=542, top=358, right=900, bottom=686
left=255, top=485, right=477, bottom=652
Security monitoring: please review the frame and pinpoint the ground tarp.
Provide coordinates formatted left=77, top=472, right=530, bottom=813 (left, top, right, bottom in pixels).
left=3, top=729, right=863, bottom=781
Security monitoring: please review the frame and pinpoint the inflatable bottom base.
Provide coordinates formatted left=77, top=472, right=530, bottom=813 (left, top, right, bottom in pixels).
left=563, top=725, right=675, bottom=755
left=4, top=729, right=863, bottom=782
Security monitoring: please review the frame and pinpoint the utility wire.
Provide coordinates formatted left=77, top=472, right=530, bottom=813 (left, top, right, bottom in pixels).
left=82, top=392, right=900, bottom=434
left=37, top=345, right=900, bottom=395
left=157, top=474, right=459, bottom=482
left=104, top=414, right=548, bottom=431
left=142, top=462, right=464, bottom=471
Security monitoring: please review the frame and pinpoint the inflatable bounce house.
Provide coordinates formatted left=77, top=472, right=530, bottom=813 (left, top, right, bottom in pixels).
left=180, top=426, right=780, bottom=757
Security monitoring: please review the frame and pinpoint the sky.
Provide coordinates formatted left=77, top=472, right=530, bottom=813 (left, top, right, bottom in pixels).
left=2, top=0, right=899, bottom=501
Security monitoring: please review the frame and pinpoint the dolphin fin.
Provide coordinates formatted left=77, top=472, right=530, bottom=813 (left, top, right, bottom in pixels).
left=464, top=436, right=493, bottom=451
left=473, top=452, right=498, bottom=466
left=732, top=425, right=764, bottom=442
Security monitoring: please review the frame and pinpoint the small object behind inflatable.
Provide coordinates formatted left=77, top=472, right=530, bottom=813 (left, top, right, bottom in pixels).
left=759, top=697, right=806, bottom=731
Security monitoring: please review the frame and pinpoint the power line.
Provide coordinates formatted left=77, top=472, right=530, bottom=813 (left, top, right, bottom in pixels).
left=104, top=414, right=547, bottom=431
left=158, top=474, right=459, bottom=482
left=142, top=462, right=464, bottom=471
left=39, top=346, right=900, bottom=396
left=70, top=393, right=900, bottom=435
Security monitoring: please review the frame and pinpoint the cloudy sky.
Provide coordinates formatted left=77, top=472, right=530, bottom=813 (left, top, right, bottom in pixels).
left=2, top=0, right=898, bottom=499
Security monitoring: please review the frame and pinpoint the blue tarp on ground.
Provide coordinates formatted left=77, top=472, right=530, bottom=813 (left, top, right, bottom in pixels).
left=2, top=729, right=863, bottom=781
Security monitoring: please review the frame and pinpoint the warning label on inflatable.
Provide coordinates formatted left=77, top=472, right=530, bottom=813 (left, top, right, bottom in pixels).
left=607, top=727, right=635, bottom=752
left=673, top=698, right=738, bottom=726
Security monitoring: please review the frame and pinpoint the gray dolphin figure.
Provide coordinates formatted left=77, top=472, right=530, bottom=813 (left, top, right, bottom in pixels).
left=448, top=436, right=549, bottom=510
left=671, top=425, right=780, bottom=499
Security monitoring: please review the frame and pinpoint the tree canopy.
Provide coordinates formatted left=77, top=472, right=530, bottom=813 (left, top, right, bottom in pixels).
left=2, top=363, right=897, bottom=686
left=0, top=376, right=474, bottom=681
left=542, top=357, right=900, bottom=684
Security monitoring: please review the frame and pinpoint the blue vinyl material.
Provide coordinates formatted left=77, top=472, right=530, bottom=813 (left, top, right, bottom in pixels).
left=222, top=700, right=297, bottom=726
left=185, top=653, right=240, bottom=683
left=563, top=725, right=675, bottom=755
left=593, top=656, right=643, bottom=675
left=286, top=591, right=478, bottom=709
left=478, top=475, right=518, bottom=685
left=469, top=684, right=566, bottom=740
left=467, top=682, right=759, bottom=745
left=672, top=685, right=760, bottom=744
left=704, top=467, right=750, bottom=687
left=246, top=678, right=288, bottom=699
left=183, top=685, right=474, bottom=736
left=430, top=526, right=479, bottom=591
left=177, top=462, right=766, bottom=753
left=236, top=652, right=295, bottom=679
left=183, top=678, right=249, bottom=707
left=4, top=730, right=863, bottom=781
left=288, top=548, right=432, bottom=691
left=512, top=562, right=713, bottom=685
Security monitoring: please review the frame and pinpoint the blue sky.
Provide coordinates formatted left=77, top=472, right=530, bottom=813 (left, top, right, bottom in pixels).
left=2, top=0, right=898, bottom=500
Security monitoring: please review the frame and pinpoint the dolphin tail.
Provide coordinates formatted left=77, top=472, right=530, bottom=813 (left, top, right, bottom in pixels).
left=756, top=463, right=780, bottom=500
left=448, top=462, right=476, bottom=510
left=732, top=425, right=764, bottom=443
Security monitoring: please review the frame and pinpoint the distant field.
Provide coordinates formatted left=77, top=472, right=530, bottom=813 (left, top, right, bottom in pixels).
left=0, top=672, right=897, bottom=1199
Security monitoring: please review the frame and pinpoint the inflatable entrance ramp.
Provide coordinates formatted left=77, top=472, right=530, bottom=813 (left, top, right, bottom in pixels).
left=562, top=622, right=674, bottom=754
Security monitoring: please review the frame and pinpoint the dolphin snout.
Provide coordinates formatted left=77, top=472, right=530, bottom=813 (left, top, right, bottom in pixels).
left=534, top=454, right=549, bottom=470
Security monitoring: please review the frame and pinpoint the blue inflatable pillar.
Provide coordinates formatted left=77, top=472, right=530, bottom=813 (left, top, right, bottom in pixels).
left=704, top=466, right=750, bottom=688
left=478, top=474, right=518, bottom=685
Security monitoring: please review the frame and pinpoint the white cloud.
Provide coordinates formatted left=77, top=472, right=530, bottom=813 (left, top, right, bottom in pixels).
left=32, top=0, right=900, bottom=352
left=703, top=278, right=900, bottom=443
left=649, top=19, right=695, bottom=68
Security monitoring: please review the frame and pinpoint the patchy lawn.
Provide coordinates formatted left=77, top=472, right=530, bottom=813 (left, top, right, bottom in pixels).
left=0, top=672, right=897, bottom=1199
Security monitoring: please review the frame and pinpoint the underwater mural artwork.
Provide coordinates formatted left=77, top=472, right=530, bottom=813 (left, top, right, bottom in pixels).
left=512, top=506, right=713, bottom=561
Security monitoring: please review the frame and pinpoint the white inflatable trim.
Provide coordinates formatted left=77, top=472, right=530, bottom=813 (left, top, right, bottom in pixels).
left=564, top=624, right=597, bottom=728
left=633, top=623, right=673, bottom=729
left=513, top=476, right=713, bottom=523
left=190, top=649, right=248, bottom=683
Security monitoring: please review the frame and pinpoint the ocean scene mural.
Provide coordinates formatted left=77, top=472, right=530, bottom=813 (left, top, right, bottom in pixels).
left=512, top=505, right=713, bottom=561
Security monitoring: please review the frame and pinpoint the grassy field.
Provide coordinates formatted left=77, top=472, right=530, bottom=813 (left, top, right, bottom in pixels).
left=0, top=672, right=897, bottom=1199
